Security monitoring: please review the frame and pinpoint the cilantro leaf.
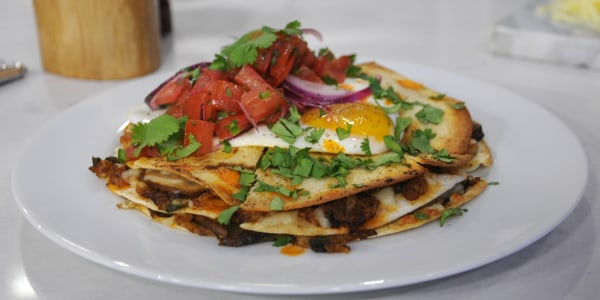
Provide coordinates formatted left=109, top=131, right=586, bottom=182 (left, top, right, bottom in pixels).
left=131, top=114, right=183, bottom=157
left=305, top=128, right=325, bottom=144
left=270, top=196, right=285, bottom=211
left=411, top=129, right=436, bottom=154
left=336, top=124, right=352, bottom=140
left=360, top=138, right=372, bottom=156
left=395, top=117, right=412, bottom=139
left=439, top=208, right=468, bottom=226
left=217, top=206, right=240, bottom=225
left=273, top=236, right=293, bottom=247
left=415, top=105, right=444, bottom=125
left=450, top=102, right=465, bottom=109
left=167, top=134, right=201, bottom=161
left=414, top=211, right=430, bottom=220
left=432, top=148, right=455, bottom=163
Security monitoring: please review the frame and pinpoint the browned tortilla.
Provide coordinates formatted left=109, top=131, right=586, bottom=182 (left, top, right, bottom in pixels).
left=359, top=62, right=474, bottom=159
left=129, top=146, right=265, bottom=206
left=241, top=154, right=426, bottom=212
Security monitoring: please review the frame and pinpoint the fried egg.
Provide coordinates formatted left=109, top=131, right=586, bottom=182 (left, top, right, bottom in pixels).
left=230, top=78, right=399, bottom=155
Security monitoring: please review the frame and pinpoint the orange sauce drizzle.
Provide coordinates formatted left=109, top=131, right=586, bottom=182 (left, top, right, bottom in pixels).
left=280, top=245, right=305, bottom=256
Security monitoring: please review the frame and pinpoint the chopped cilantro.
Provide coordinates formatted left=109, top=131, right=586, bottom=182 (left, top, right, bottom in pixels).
left=305, top=128, right=325, bottom=144
left=131, top=114, right=183, bottom=157
left=411, top=129, right=436, bottom=154
left=415, top=105, right=444, bottom=125
left=488, top=181, right=500, bottom=186
left=450, top=102, right=465, bottom=110
left=221, top=140, right=232, bottom=153
left=273, top=236, right=293, bottom=247
left=210, top=21, right=302, bottom=70
left=430, top=93, right=446, bottom=100
left=360, top=138, right=372, bottom=156
left=226, top=119, right=241, bottom=136
left=270, top=196, right=285, bottom=211
left=432, top=148, right=455, bottom=163
left=217, top=206, right=239, bottom=225
left=336, top=124, right=352, bottom=140
left=439, top=208, right=468, bottom=226
left=167, top=134, right=201, bottom=161
left=414, top=211, right=430, bottom=220
left=383, top=135, right=404, bottom=155
left=395, top=117, right=412, bottom=140
left=254, top=180, right=294, bottom=198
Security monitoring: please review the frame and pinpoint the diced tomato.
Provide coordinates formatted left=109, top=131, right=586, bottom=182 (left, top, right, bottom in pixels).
left=201, top=102, right=218, bottom=122
left=214, top=114, right=252, bottom=140
left=180, top=92, right=209, bottom=120
left=189, top=68, right=227, bottom=96
left=293, top=64, right=324, bottom=83
left=240, top=86, right=286, bottom=124
left=148, top=75, right=191, bottom=109
left=184, top=119, right=215, bottom=155
left=234, top=65, right=270, bottom=90
left=209, top=80, right=243, bottom=113
left=267, top=36, right=296, bottom=86
left=314, top=54, right=352, bottom=83
left=253, top=47, right=274, bottom=77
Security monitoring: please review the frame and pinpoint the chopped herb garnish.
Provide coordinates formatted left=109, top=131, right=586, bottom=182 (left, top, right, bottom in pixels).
left=131, top=114, right=184, bottom=157
left=225, top=119, right=241, bottom=136
left=222, top=140, right=232, bottom=153
left=415, top=105, right=444, bottom=125
left=336, top=124, right=352, bottom=140
left=360, top=138, right=372, bottom=156
left=273, top=236, right=293, bottom=247
left=411, top=129, right=436, bottom=154
left=450, top=102, right=465, bottom=109
left=414, top=211, right=430, bottom=220
left=383, top=135, right=404, bottom=155
left=117, top=148, right=127, bottom=163
left=217, top=206, right=239, bottom=225
left=432, top=148, right=455, bottom=163
left=254, top=180, right=294, bottom=198
left=439, top=208, right=468, bottom=226
left=488, top=181, right=500, bottom=186
left=305, top=128, right=325, bottom=144
left=395, top=117, right=412, bottom=140
left=167, top=134, right=201, bottom=161
left=210, top=21, right=302, bottom=70
left=430, top=93, right=446, bottom=100
left=270, top=196, right=285, bottom=211
left=259, top=90, right=271, bottom=99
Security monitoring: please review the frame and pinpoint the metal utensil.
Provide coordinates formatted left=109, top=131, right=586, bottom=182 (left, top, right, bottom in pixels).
left=0, top=61, right=26, bottom=85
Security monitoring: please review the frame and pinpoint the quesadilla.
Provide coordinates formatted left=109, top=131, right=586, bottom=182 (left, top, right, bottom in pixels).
left=89, top=20, right=494, bottom=254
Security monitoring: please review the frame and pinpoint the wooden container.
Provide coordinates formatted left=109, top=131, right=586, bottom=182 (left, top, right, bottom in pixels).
left=33, top=0, right=161, bottom=80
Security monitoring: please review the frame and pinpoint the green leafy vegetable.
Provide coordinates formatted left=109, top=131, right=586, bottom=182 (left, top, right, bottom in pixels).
left=360, top=138, right=372, bottom=156
left=217, top=206, right=240, bottom=225
left=131, top=114, right=182, bottom=157
left=450, top=102, right=465, bottom=109
left=411, top=129, right=436, bottom=154
left=414, top=211, right=430, bottom=220
left=273, top=236, right=293, bottom=247
left=270, top=196, right=285, bottom=211
left=305, top=128, right=325, bottom=144
left=336, top=124, right=352, bottom=140
left=415, top=105, right=444, bottom=125
left=167, top=134, right=201, bottom=161
left=439, top=208, right=468, bottom=226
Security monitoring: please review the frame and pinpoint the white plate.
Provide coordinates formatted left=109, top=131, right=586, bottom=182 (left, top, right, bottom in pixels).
left=12, top=60, right=588, bottom=295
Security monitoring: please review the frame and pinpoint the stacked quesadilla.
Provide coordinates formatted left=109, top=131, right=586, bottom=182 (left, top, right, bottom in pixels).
left=89, top=21, right=493, bottom=253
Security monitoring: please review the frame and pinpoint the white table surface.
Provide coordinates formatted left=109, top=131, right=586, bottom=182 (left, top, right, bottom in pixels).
left=2, top=0, right=599, bottom=299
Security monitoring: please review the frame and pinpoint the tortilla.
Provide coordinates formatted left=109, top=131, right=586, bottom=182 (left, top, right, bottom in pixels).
left=359, top=62, right=474, bottom=158
left=129, top=146, right=265, bottom=206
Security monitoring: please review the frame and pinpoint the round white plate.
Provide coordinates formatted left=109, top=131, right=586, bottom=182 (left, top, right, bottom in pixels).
left=12, top=60, right=588, bottom=295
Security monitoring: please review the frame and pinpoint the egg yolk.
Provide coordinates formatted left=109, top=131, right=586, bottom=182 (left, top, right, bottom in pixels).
left=300, top=103, right=394, bottom=141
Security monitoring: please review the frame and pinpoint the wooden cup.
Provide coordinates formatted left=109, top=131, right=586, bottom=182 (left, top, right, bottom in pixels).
left=33, top=0, right=162, bottom=80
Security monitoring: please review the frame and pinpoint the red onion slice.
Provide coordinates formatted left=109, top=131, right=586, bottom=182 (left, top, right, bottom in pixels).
left=282, top=75, right=372, bottom=108
left=301, top=28, right=323, bottom=41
